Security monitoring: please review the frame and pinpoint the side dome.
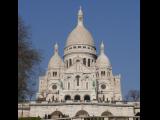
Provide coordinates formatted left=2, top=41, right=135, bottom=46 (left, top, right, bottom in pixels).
left=65, top=6, right=95, bottom=47
left=96, top=42, right=111, bottom=67
left=96, top=54, right=111, bottom=67
left=48, top=44, right=64, bottom=69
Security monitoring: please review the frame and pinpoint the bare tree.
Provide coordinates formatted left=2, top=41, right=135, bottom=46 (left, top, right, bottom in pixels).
left=18, top=16, right=42, bottom=102
left=125, top=90, right=140, bottom=102
left=27, top=89, right=36, bottom=101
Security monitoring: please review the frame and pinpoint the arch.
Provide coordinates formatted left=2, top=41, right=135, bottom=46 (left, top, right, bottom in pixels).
left=83, top=58, right=86, bottom=65
left=103, top=95, right=105, bottom=101
left=52, top=84, right=57, bottom=90
left=65, top=95, right=71, bottom=100
left=101, top=111, right=113, bottom=117
left=69, top=59, right=72, bottom=66
left=135, top=112, right=140, bottom=120
left=84, top=95, right=90, bottom=101
left=66, top=60, right=68, bottom=68
left=135, top=112, right=140, bottom=116
left=74, top=95, right=80, bottom=100
left=52, top=96, right=54, bottom=101
left=88, top=59, right=90, bottom=67
left=75, top=110, right=89, bottom=117
left=50, top=111, right=63, bottom=119
left=76, top=75, right=80, bottom=86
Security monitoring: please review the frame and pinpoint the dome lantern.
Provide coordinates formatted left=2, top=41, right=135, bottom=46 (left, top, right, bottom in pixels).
left=100, top=41, right=104, bottom=54
left=54, top=43, right=58, bottom=54
left=78, top=6, right=83, bottom=26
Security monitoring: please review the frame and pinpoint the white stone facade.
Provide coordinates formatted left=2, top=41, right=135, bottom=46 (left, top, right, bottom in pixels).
left=37, top=7, right=122, bottom=104
left=18, top=7, right=140, bottom=119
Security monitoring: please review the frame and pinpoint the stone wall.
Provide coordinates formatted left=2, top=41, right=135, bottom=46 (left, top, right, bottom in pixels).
left=29, top=103, right=135, bottom=118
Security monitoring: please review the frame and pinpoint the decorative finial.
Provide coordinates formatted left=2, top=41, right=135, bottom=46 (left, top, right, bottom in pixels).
left=80, top=6, right=82, bottom=10
left=78, top=6, right=83, bottom=26
left=100, top=41, right=104, bottom=54
left=54, top=43, right=58, bottom=53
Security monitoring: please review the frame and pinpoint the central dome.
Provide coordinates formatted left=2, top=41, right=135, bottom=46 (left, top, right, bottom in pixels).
left=66, top=7, right=95, bottom=47
left=66, top=25, right=95, bottom=47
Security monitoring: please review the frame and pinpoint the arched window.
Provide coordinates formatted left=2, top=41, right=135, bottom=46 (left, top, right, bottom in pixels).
left=88, top=59, right=90, bottom=67
left=66, top=60, right=68, bottom=68
left=83, top=58, right=86, bottom=65
left=53, top=72, right=57, bottom=77
left=84, top=95, right=90, bottom=101
left=52, top=85, right=57, bottom=90
left=52, top=96, right=54, bottom=101
left=92, top=59, right=94, bottom=62
left=74, top=95, right=80, bottom=100
left=86, top=82, right=88, bottom=89
left=101, top=71, right=105, bottom=76
left=76, top=75, right=80, bottom=86
left=103, top=95, right=105, bottom=101
left=65, top=95, right=71, bottom=100
left=69, top=59, right=72, bottom=67
left=68, top=82, right=70, bottom=90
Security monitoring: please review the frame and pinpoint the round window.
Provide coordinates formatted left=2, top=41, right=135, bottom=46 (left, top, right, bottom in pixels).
left=101, top=84, right=106, bottom=89
left=52, top=85, right=57, bottom=90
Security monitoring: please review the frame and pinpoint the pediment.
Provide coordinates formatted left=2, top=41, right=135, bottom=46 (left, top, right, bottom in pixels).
left=65, top=62, right=91, bottom=74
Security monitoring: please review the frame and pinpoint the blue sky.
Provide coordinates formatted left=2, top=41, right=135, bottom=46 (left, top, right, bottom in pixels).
left=18, top=0, right=140, bottom=98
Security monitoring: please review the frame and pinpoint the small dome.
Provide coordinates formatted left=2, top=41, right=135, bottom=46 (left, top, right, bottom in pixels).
left=96, top=42, right=111, bottom=67
left=48, top=54, right=64, bottom=69
left=48, top=44, right=64, bottom=69
left=96, top=53, right=111, bottom=67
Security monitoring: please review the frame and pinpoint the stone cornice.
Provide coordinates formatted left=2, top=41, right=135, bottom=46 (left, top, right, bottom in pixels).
left=29, top=102, right=135, bottom=107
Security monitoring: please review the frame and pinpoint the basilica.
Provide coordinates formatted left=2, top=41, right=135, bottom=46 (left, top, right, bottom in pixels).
left=37, top=6, right=122, bottom=103
left=18, top=7, right=140, bottom=119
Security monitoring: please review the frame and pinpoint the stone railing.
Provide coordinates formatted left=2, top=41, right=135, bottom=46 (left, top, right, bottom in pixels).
left=18, top=100, right=140, bottom=108
left=18, top=103, right=30, bottom=110
left=29, top=100, right=139, bottom=104
left=42, top=116, right=140, bottom=120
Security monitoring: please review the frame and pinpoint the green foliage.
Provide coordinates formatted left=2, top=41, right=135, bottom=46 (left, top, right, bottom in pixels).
left=18, top=117, right=41, bottom=120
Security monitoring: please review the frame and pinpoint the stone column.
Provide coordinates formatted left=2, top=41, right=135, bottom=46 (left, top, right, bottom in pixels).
left=129, top=117, right=134, bottom=120
left=104, top=117, right=108, bottom=120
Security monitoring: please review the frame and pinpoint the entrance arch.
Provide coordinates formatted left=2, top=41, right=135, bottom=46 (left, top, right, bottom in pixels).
left=50, top=111, right=63, bottom=119
left=74, top=95, right=80, bottom=100
left=135, top=112, right=140, bottom=116
left=135, top=112, right=140, bottom=120
left=84, top=95, right=90, bottom=101
left=65, top=95, right=71, bottom=100
left=101, top=111, right=113, bottom=117
left=75, top=110, right=89, bottom=117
